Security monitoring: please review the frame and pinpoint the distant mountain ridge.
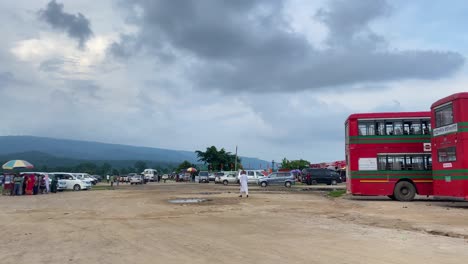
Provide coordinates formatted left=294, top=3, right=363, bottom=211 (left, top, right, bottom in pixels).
left=0, top=136, right=269, bottom=169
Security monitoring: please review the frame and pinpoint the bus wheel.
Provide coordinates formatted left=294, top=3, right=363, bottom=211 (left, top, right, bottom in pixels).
left=393, top=181, right=416, bottom=201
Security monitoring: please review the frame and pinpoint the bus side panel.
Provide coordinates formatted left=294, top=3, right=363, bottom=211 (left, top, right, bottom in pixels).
left=349, top=178, right=394, bottom=196
left=414, top=182, right=433, bottom=196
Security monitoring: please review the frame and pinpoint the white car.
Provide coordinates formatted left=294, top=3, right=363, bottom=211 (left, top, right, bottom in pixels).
left=130, top=175, right=144, bottom=185
left=142, top=169, right=158, bottom=182
left=50, top=173, right=92, bottom=191
left=238, top=170, right=266, bottom=184
left=214, top=171, right=237, bottom=184
left=73, top=173, right=97, bottom=185
left=219, top=173, right=239, bottom=185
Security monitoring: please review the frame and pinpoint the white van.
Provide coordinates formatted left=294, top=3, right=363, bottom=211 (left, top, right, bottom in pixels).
left=50, top=172, right=92, bottom=191
left=142, top=169, right=158, bottom=182
left=238, top=170, right=266, bottom=184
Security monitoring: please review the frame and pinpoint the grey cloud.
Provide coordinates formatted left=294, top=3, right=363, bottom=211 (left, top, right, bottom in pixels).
left=0, top=72, right=15, bottom=89
left=38, top=0, right=93, bottom=47
left=111, top=0, right=464, bottom=93
left=67, top=80, right=102, bottom=100
left=316, top=0, right=391, bottom=49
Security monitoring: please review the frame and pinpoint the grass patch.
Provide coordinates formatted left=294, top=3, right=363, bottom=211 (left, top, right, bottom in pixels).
left=328, top=189, right=346, bottom=198
left=91, top=185, right=114, bottom=191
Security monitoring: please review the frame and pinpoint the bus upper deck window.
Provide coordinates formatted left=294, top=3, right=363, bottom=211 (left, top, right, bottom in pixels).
left=410, top=121, right=421, bottom=134
left=386, top=122, right=394, bottom=135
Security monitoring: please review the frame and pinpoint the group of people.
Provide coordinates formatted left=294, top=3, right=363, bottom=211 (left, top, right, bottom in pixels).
left=1, top=173, right=58, bottom=196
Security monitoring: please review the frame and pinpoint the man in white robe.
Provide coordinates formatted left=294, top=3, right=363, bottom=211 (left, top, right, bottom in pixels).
left=44, top=173, right=50, bottom=194
left=239, top=170, right=249, bottom=198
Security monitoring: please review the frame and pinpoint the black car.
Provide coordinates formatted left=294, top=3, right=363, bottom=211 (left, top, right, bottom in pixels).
left=301, top=168, right=342, bottom=185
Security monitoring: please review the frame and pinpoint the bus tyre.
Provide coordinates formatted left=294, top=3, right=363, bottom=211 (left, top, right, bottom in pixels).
left=393, top=181, right=416, bottom=201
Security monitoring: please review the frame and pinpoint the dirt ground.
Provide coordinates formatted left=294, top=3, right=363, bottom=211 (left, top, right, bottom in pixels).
left=1, top=182, right=468, bottom=264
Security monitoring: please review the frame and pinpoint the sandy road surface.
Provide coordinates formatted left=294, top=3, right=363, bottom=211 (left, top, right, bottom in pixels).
left=1, top=183, right=468, bottom=264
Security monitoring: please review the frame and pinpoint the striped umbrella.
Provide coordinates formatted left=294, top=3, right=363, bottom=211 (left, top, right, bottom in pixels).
left=186, top=167, right=197, bottom=173
left=2, top=160, right=34, bottom=170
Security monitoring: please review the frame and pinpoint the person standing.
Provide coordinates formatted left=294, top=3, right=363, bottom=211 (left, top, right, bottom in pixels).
left=25, top=174, right=35, bottom=195
left=306, top=172, right=312, bottom=185
left=238, top=170, right=249, bottom=198
left=44, top=173, right=50, bottom=194
left=2, top=174, right=13, bottom=195
left=51, top=175, right=58, bottom=193
left=13, top=174, right=23, bottom=196
left=33, top=174, right=40, bottom=195
left=39, top=175, right=46, bottom=194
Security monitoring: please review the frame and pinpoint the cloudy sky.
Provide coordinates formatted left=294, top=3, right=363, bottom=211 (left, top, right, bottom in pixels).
left=0, top=0, right=466, bottom=163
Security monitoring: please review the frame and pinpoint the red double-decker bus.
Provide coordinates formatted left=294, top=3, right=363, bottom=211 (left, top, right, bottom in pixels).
left=345, top=112, right=432, bottom=201
left=431, top=92, right=468, bottom=200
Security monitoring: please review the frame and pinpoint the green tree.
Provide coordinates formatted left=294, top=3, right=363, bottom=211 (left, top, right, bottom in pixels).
left=177, top=160, right=194, bottom=172
left=99, top=162, right=112, bottom=175
left=120, top=168, right=129, bottom=175
left=280, top=158, right=310, bottom=170
left=134, top=161, right=147, bottom=173
left=195, top=146, right=241, bottom=171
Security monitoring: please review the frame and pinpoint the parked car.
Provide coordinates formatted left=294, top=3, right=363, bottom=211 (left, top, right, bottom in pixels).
left=258, top=172, right=295, bottom=188
left=209, top=173, right=216, bottom=182
left=130, top=175, right=144, bottom=185
left=198, top=171, right=210, bottom=183
left=214, top=171, right=235, bottom=183
left=162, top=174, right=169, bottom=182
left=220, top=172, right=239, bottom=185
left=50, top=173, right=92, bottom=191
left=73, top=173, right=98, bottom=185
left=238, top=170, right=266, bottom=184
left=142, top=169, right=158, bottom=182
left=301, top=168, right=342, bottom=185
left=92, top=175, right=102, bottom=182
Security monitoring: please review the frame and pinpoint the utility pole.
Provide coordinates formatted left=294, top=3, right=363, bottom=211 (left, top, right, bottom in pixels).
left=272, top=160, right=275, bottom=172
left=234, top=145, right=238, bottom=171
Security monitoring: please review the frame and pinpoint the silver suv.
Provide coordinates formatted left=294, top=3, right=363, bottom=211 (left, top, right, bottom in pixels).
left=258, top=172, right=295, bottom=188
left=198, top=171, right=210, bottom=183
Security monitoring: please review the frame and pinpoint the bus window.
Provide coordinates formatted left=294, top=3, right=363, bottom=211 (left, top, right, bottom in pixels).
left=403, top=121, right=411, bottom=135
left=425, top=156, right=432, bottom=170
left=394, top=121, right=403, bottom=135
left=368, top=123, right=375, bottom=135
left=393, top=156, right=403, bottom=170
left=404, top=156, right=413, bottom=170
left=422, top=120, right=431, bottom=135
left=435, top=104, right=453, bottom=128
left=376, top=121, right=385, bottom=135
left=358, top=123, right=367, bottom=135
left=410, top=121, right=421, bottom=134
left=412, top=156, right=424, bottom=170
left=386, top=156, right=394, bottom=170
left=385, top=122, right=394, bottom=135
left=378, top=156, right=386, bottom=170
left=438, top=147, right=456, bottom=162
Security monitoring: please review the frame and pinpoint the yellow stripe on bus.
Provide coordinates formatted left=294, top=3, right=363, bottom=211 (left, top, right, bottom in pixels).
left=359, top=180, right=389, bottom=183
left=413, top=180, right=433, bottom=183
